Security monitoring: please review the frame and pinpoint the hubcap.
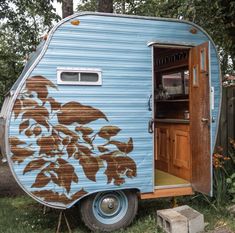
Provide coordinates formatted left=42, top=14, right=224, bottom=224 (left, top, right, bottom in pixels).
left=92, top=191, right=128, bottom=224
left=100, top=196, right=119, bottom=215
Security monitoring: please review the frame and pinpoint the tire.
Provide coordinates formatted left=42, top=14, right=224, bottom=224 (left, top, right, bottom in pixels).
left=80, top=190, right=138, bottom=232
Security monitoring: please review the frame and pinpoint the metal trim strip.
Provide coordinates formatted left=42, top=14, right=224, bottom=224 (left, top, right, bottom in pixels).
left=147, top=41, right=195, bottom=48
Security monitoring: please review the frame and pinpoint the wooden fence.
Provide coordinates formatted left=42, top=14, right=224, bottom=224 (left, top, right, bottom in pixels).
left=217, top=86, right=235, bottom=153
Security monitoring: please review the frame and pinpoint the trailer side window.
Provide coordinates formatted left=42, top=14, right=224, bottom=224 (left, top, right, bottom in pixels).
left=57, top=68, right=102, bottom=85
left=200, top=48, right=207, bottom=72
left=192, top=65, right=199, bottom=87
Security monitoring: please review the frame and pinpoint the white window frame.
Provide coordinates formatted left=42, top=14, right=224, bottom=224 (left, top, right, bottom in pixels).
left=57, top=67, right=102, bottom=85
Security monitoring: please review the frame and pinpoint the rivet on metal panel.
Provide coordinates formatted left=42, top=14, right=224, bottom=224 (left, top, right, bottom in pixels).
left=71, top=20, right=80, bottom=26
left=43, top=34, right=48, bottom=40
left=189, top=27, right=197, bottom=34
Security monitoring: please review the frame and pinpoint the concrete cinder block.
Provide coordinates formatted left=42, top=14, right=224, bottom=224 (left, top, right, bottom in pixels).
left=173, top=205, right=204, bottom=233
left=157, top=209, right=188, bottom=233
left=156, top=205, right=204, bottom=233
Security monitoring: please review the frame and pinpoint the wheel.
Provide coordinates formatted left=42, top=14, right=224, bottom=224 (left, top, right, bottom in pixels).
left=80, top=190, right=138, bottom=232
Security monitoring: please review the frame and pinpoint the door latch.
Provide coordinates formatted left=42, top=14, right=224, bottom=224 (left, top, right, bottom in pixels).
left=148, top=119, right=154, bottom=133
left=201, top=118, right=209, bottom=123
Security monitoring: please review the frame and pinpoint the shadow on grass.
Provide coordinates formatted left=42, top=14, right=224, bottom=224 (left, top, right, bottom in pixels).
left=0, top=195, right=169, bottom=233
left=1, top=194, right=235, bottom=233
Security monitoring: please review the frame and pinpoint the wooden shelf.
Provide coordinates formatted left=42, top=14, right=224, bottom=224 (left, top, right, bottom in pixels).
left=155, top=119, right=189, bottom=124
left=156, top=99, right=189, bottom=103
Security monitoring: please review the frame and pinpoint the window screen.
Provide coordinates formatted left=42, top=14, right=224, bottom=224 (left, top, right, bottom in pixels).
left=61, top=72, right=79, bottom=82
left=57, top=68, right=102, bottom=85
left=80, top=73, right=99, bottom=82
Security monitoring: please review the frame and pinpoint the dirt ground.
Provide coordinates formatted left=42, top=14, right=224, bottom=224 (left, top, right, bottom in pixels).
left=0, top=162, right=24, bottom=197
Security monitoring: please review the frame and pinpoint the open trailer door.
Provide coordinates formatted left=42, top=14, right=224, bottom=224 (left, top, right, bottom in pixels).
left=190, top=42, right=212, bottom=195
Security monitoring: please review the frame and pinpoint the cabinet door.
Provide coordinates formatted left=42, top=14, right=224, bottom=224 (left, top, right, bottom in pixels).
left=171, top=127, right=191, bottom=180
left=156, top=126, right=170, bottom=172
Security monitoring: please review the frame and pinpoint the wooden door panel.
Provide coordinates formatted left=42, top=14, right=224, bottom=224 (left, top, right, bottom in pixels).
left=172, top=129, right=190, bottom=169
left=170, top=127, right=191, bottom=180
left=155, top=126, right=170, bottom=172
left=190, top=42, right=211, bottom=194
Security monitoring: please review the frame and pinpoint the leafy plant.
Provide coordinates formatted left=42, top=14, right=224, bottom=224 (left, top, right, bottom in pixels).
left=213, top=146, right=231, bottom=206
left=226, top=139, right=235, bottom=202
left=77, top=0, right=235, bottom=74
left=10, top=75, right=137, bottom=205
left=0, top=0, right=60, bottom=107
left=213, top=139, right=235, bottom=206
left=228, top=138, right=235, bottom=164
left=226, top=173, right=235, bottom=203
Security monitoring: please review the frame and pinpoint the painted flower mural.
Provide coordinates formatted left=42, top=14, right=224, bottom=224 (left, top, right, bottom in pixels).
left=10, top=76, right=137, bottom=205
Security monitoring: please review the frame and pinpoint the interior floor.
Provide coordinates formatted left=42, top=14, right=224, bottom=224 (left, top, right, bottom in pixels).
left=155, top=169, right=190, bottom=188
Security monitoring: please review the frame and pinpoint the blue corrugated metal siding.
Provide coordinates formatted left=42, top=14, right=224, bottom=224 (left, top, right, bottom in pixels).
left=8, top=14, right=221, bottom=208
left=210, top=50, right=220, bottom=149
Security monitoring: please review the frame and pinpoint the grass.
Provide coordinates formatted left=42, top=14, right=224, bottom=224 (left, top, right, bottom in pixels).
left=0, top=195, right=235, bottom=233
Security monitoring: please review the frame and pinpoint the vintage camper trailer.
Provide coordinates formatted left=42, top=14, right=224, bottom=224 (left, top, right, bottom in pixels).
left=0, top=12, right=221, bottom=231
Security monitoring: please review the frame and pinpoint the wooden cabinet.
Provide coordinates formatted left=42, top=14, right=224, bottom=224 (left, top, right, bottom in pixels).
left=155, top=123, right=191, bottom=181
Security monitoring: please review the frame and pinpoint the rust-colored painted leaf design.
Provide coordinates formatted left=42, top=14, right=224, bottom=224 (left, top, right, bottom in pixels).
left=52, top=130, right=61, bottom=145
left=75, top=143, right=92, bottom=156
left=47, top=97, right=61, bottom=111
left=25, top=76, right=57, bottom=103
left=62, top=136, right=70, bottom=145
left=25, top=129, right=34, bottom=137
left=33, top=126, right=42, bottom=136
left=98, top=146, right=109, bottom=153
left=12, top=75, right=137, bottom=205
left=23, top=159, right=48, bottom=175
left=66, top=142, right=76, bottom=158
left=13, top=99, right=22, bottom=119
left=22, top=99, right=38, bottom=108
left=54, top=124, right=78, bottom=138
left=75, top=126, right=93, bottom=135
left=71, top=189, right=88, bottom=200
left=31, top=171, right=51, bottom=188
left=22, top=106, right=50, bottom=130
left=11, top=147, right=35, bottom=164
left=74, top=152, right=82, bottom=160
left=32, top=189, right=88, bottom=205
left=19, top=120, right=30, bottom=133
left=71, top=136, right=79, bottom=143
left=55, top=158, right=78, bottom=193
left=82, top=135, right=92, bottom=146
left=37, top=136, right=59, bottom=156
left=32, top=190, right=70, bottom=204
left=109, top=138, right=133, bottom=154
left=100, top=153, right=118, bottom=184
left=9, top=136, right=26, bottom=146
left=99, top=152, right=137, bottom=186
left=98, top=126, right=121, bottom=140
left=79, top=156, right=99, bottom=182
left=29, top=114, right=50, bottom=130
left=115, top=156, right=137, bottom=178
left=57, top=101, right=108, bottom=125
left=22, top=106, right=49, bottom=119
left=49, top=172, right=60, bottom=186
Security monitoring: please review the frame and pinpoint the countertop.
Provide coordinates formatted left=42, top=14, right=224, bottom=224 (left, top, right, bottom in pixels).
left=155, top=118, right=189, bottom=124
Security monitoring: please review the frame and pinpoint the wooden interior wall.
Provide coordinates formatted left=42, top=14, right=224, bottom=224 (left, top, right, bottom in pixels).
left=216, top=87, right=235, bottom=153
